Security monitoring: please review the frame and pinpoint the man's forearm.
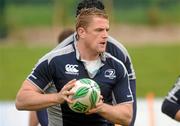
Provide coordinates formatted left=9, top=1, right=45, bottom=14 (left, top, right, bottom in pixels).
left=16, top=91, right=60, bottom=111
left=98, top=103, right=133, bottom=126
left=15, top=80, right=61, bottom=111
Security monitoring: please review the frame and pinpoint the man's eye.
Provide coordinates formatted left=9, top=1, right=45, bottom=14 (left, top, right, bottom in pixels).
left=96, top=29, right=103, bottom=32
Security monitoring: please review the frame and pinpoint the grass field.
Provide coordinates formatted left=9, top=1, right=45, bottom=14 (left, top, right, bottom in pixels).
left=0, top=43, right=180, bottom=100
left=0, top=44, right=51, bottom=100
left=128, top=44, right=180, bottom=97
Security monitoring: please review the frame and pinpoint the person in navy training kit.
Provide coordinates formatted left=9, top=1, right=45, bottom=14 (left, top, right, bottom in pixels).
left=162, top=76, right=180, bottom=122
left=28, top=1, right=137, bottom=126
left=15, top=8, right=133, bottom=126
left=50, top=0, right=137, bottom=126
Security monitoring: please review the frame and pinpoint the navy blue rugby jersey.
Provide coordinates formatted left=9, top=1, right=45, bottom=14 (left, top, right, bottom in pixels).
left=54, top=33, right=136, bottom=108
left=27, top=43, right=133, bottom=126
left=53, top=33, right=136, bottom=81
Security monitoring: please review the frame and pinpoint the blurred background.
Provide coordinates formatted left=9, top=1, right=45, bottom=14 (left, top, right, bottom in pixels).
left=0, top=0, right=180, bottom=125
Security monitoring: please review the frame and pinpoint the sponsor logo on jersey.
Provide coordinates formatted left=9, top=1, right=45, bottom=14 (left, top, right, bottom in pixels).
left=65, top=64, right=79, bottom=75
left=104, top=69, right=116, bottom=79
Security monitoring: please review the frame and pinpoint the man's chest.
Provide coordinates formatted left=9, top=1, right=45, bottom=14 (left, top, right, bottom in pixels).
left=52, top=62, right=118, bottom=97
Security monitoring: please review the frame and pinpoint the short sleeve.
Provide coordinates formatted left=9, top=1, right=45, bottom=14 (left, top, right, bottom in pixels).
left=27, top=60, right=53, bottom=90
left=112, top=66, right=133, bottom=103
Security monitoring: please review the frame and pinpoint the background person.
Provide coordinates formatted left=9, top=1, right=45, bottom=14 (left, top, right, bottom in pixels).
left=29, top=111, right=39, bottom=126
left=50, top=0, right=137, bottom=126
left=29, top=0, right=137, bottom=125
left=58, top=29, right=74, bottom=43
left=161, top=76, right=180, bottom=121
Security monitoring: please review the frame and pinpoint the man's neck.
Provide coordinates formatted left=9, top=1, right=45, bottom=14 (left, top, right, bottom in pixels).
left=77, top=41, right=99, bottom=61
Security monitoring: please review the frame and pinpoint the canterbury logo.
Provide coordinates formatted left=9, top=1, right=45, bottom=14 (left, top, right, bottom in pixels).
left=65, top=64, right=79, bottom=75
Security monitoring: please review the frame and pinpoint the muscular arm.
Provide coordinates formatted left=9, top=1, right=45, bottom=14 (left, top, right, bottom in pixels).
left=100, top=103, right=132, bottom=125
left=16, top=80, right=61, bottom=110
left=15, top=79, right=75, bottom=111
left=88, top=102, right=132, bottom=126
left=92, top=57, right=133, bottom=126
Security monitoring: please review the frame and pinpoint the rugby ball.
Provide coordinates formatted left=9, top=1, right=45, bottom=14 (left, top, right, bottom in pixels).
left=68, top=78, right=101, bottom=113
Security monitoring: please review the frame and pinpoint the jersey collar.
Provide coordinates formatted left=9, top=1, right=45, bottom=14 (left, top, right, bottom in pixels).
left=72, top=40, right=106, bottom=63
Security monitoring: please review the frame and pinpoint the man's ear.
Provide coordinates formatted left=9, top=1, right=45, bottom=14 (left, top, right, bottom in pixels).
left=77, top=27, right=86, bottom=39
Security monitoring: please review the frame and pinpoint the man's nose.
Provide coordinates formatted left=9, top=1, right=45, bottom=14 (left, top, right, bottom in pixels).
left=102, top=30, right=108, bottom=38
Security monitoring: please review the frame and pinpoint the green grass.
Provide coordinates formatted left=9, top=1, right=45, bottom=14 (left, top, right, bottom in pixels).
left=0, top=43, right=180, bottom=100
left=0, top=44, right=51, bottom=100
left=128, top=44, right=180, bottom=97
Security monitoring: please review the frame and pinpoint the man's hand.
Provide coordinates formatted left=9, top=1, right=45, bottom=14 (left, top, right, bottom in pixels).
left=57, top=79, right=76, bottom=104
left=86, top=95, right=104, bottom=114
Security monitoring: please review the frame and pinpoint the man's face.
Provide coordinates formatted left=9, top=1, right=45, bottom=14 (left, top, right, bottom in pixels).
left=83, top=16, right=109, bottom=53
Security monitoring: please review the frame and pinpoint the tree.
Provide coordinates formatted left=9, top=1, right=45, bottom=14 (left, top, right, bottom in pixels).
left=0, top=0, right=8, bottom=39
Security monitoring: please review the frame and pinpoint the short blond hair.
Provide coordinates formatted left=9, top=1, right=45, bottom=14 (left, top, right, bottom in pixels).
left=76, top=7, right=108, bottom=31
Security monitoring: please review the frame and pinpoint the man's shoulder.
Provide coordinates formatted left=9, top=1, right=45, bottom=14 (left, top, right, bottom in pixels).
left=104, top=52, right=127, bottom=74
left=107, top=36, right=131, bottom=61
left=107, top=36, right=127, bottom=51
left=53, top=33, right=75, bottom=51
left=38, top=44, right=75, bottom=65
left=48, top=44, right=75, bottom=63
